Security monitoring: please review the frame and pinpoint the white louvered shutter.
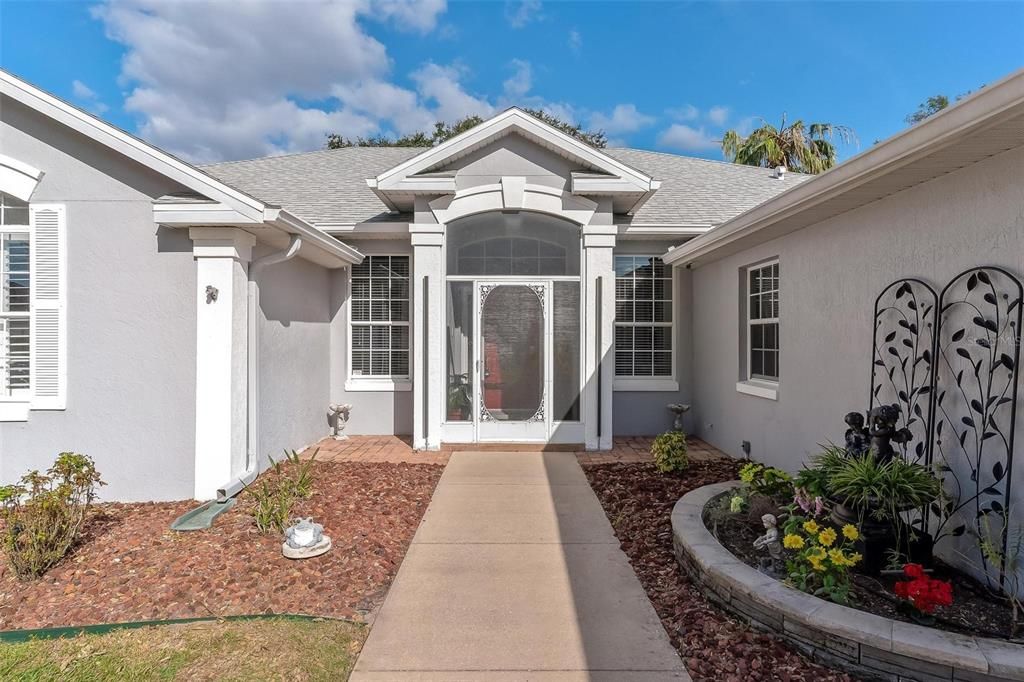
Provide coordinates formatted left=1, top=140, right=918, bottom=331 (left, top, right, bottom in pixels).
left=29, top=204, right=66, bottom=409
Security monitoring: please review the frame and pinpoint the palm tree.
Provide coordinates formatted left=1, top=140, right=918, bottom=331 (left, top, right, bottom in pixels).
left=721, top=115, right=856, bottom=175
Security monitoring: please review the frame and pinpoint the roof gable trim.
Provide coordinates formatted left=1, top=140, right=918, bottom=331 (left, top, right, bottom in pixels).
left=373, top=108, right=656, bottom=194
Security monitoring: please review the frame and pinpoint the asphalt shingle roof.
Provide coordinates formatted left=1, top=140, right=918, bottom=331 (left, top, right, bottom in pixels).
left=202, top=145, right=809, bottom=228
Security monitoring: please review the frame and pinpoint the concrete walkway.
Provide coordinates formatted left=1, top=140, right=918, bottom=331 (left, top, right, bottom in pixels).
left=351, top=451, right=689, bottom=681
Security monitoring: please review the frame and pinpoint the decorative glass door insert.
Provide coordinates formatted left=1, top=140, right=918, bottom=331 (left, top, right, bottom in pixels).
left=476, top=282, right=548, bottom=440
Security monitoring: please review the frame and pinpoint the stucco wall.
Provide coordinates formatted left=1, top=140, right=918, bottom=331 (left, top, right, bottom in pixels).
left=613, top=240, right=694, bottom=435
left=254, top=250, right=333, bottom=464
left=329, top=239, right=414, bottom=435
left=0, top=97, right=196, bottom=502
left=688, top=144, right=1024, bottom=578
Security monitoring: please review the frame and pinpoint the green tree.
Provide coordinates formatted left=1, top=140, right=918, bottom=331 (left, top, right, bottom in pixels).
left=326, top=109, right=606, bottom=150
left=905, top=95, right=951, bottom=125
left=721, top=115, right=856, bottom=175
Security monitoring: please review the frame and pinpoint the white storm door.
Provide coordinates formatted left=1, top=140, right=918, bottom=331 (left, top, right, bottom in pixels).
left=476, top=281, right=549, bottom=441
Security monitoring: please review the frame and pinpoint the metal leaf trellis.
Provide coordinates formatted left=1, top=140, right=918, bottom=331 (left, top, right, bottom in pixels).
left=869, top=267, right=1022, bottom=591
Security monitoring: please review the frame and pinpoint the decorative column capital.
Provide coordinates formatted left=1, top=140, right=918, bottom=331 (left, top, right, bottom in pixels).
left=581, top=224, right=617, bottom=249
left=189, top=227, right=257, bottom=261
left=409, top=222, right=444, bottom=247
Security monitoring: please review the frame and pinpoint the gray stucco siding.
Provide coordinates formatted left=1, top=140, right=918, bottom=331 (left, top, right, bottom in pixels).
left=1, top=99, right=197, bottom=502
left=255, top=250, right=333, bottom=464
left=688, top=144, right=1024, bottom=548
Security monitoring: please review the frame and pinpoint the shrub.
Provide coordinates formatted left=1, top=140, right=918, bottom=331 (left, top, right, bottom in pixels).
left=0, top=452, right=105, bottom=580
left=738, top=461, right=795, bottom=501
left=248, top=450, right=317, bottom=534
left=651, top=431, right=688, bottom=473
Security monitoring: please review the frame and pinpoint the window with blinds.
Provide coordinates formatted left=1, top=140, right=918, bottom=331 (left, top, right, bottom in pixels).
left=0, top=193, right=30, bottom=397
left=350, top=255, right=410, bottom=378
left=614, top=255, right=672, bottom=378
left=747, top=261, right=779, bottom=382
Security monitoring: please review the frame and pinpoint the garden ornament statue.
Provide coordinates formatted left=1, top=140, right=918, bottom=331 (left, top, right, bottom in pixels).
left=867, top=404, right=912, bottom=463
left=282, top=517, right=332, bottom=559
left=329, top=403, right=352, bottom=440
left=844, top=411, right=871, bottom=457
left=666, top=403, right=691, bottom=431
left=753, top=513, right=783, bottom=575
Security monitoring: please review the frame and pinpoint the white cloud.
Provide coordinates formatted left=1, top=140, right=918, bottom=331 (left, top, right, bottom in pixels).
left=667, top=104, right=699, bottom=121
left=589, top=104, right=654, bottom=135
left=567, top=29, right=582, bottom=54
left=71, top=79, right=108, bottom=114
left=90, top=0, right=456, bottom=162
left=371, top=0, right=447, bottom=32
left=707, top=105, right=730, bottom=126
left=657, top=124, right=719, bottom=152
left=505, top=0, right=542, bottom=28
left=503, top=59, right=532, bottom=99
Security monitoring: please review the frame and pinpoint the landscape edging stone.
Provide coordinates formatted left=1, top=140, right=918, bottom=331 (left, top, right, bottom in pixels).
left=672, top=481, right=1024, bottom=682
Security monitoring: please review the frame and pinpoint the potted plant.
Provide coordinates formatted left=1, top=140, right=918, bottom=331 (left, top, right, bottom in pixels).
left=812, top=447, right=942, bottom=573
left=447, top=373, right=472, bottom=421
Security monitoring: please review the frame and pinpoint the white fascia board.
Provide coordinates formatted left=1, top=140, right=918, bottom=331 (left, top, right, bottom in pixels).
left=153, top=202, right=259, bottom=226
left=617, top=225, right=711, bottom=238
left=322, top=222, right=411, bottom=235
left=265, top=209, right=363, bottom=266
left=663, top=67, right=1024, bottom=267
left=0, top=69, right=266, bottom=223
left=374, top=108, right=655, bottom=192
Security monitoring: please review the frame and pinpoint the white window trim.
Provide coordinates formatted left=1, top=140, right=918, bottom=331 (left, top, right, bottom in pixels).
left=347, top=254, right=411, bottom=390
left=740, top=259, right=779, bottom=400
left=736, top=379, right=779, bottom=401
left=613, top=255, right=676, bottom=391
left=0, top=202, right=31, bottom=420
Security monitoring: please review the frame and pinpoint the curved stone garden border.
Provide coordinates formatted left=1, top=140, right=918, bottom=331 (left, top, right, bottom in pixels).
left=672, top=482, right=1024, bottom=682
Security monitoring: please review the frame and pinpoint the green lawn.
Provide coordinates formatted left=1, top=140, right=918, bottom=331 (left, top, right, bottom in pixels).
left=0, top=617, right=366, bottom=681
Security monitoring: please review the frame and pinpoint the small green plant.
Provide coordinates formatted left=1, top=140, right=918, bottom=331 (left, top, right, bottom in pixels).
left=0, top=452, right=105, bottom=580
left=781, top=516, right=862, bottom=604
left=651, top=431, right=688, bottom=473
left=826, top=452, right=941, bottom=521
left=960, top=512, right=1023, bottom=640
left=738, top=461, right=795, bottom=501
left=247, top=449, right=317, bottom=534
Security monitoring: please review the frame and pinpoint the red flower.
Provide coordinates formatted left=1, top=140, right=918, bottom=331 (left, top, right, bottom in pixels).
left=893, top=564, right=954, bottom=614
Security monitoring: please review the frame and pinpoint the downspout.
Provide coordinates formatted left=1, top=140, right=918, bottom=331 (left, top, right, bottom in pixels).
left=216, top=234, right=302, bottom=501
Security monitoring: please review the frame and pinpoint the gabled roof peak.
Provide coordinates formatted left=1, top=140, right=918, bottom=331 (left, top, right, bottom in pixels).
left=371, top=107, right=657, bottom=194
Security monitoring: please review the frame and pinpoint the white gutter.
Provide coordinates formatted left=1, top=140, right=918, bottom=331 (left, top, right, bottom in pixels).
left=215, top=234, right=302, bottom=501
left=265, top=208, right=363, bottom=265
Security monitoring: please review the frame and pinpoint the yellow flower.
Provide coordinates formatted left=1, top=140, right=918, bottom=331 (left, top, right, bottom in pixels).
left=842, top=524, right=860, bottom=541
left=818, top=527, right=837, bottom=547
left=828, top=549, right=846, bottom=565
left=809, top=547, right=827, bottom=560
left=847, top=552, right=863, bottom=565
left=783, top=533, right=805, bottom=550
left=808, top=556, right=826, bottom=572
left=803, top=520, right=820, bottom=534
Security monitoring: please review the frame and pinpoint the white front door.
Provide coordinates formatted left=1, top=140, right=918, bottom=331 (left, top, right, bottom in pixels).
left=475, top=281, right=550, bottom=441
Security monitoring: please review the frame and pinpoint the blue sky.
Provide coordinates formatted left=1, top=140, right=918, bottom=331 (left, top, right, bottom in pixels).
left=2, top=1, right=1022, bottom=163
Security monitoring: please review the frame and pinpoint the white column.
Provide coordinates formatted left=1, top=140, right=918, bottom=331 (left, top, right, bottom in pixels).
left=582, top=224, right=616, bottom=450
left=190, top=227, right=255, bottom=500
left=410, top=223, right=445, bottom=450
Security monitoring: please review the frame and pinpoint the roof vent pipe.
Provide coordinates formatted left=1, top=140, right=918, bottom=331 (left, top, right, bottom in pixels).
left=775, top=165, right=786, bottom=180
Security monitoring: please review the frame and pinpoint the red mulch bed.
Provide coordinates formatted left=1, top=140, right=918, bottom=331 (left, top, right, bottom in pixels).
left=0, top=461, right=442, bottom=630
left=583, top=461, right=854, bottom=682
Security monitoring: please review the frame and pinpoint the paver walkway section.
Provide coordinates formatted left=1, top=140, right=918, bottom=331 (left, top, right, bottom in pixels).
left=351, top=451, right=689, bottom=681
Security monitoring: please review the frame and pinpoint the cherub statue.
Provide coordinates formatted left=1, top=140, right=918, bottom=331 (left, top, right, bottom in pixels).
left=868, top=403, right=912, bottom=463
left=666, top=403, right=690, bottom=431
left=844, top=411, right=870, bottom=457
left=753, top=513, right=783, bottom=575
